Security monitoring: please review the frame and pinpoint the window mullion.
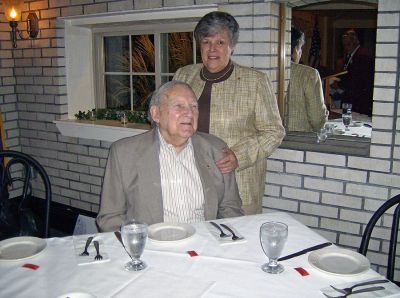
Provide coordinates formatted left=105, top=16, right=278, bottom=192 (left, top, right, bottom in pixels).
left=155, top=32, right=161, bottom=88
left=130, top=34, right=133, bottom=111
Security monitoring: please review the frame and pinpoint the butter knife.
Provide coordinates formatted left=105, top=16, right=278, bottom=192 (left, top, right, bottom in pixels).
left=278, top=242, right=332, bottom=261
left=114, top=231, right=133, bottom=260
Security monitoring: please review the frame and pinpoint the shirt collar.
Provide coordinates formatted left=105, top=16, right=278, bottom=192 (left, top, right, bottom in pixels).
left=157, top=128, right=192, bottom=152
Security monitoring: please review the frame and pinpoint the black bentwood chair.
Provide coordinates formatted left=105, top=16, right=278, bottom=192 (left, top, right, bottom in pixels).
left=0, top=150, right=51, bottom=240
left=359, top=194, right=400, bottom=285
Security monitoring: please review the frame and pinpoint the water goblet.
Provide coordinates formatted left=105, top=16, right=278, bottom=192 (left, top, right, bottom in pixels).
left=260, top=221, right=288, bottom=274
left=342, top=111, right=352, bottom=131
left=121, top=220, right=148, bottom=271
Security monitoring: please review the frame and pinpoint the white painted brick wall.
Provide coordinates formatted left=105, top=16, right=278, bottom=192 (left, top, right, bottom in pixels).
left=322, top=193, right=363, bottom=209
left=304, top=177, right=344, bottom=193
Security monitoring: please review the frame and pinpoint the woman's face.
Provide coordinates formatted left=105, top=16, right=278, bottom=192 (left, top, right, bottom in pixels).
left=292, top=45, right=302, bottom=64
left=200, top=30, right=233, bottom=73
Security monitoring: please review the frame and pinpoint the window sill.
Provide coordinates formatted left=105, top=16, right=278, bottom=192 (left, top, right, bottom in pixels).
left=281, top=131, right=370, bottom=156
left=54, top=119, right=150, bottom=143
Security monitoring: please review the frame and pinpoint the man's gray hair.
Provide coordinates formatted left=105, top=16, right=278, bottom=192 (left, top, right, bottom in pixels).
left=194, top=11, right=239, bottom=47
left=148, top=80, right=194, bottom=124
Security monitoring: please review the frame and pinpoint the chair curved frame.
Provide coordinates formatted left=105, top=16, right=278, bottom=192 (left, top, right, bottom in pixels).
left=0, top=150, right=51, bottom=238
left=359, top=194, right=400, bottom=283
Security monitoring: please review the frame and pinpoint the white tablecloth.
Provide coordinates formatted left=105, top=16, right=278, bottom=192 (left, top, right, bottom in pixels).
left=0, top=212, right=397, bottom=298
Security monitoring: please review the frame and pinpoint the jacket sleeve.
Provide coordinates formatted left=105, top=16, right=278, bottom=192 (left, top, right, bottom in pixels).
left=217, top=170, right=244, bottom=218
left=230, top=72, right=285, bottom=171
left=96, top=144, right=127, bottom=232
left=304, top=68, right=329, bottom=131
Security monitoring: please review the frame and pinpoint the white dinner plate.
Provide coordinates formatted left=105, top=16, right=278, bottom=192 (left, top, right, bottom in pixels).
left=0, top=236, right=47, bottom=261
left=148, top=223, right=195, bottom=243
left=308, top=247, right=370, bottom=275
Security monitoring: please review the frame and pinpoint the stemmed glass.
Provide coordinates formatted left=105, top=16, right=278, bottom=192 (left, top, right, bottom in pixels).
left=121, top=220, right=148, bottom=271
left=342, top=110, right=352, bottom=131
left=260, top=221, right=288, bottom=274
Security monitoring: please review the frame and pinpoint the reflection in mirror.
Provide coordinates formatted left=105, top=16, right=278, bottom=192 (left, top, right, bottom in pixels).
left=284, top=1, right=377, bottom=142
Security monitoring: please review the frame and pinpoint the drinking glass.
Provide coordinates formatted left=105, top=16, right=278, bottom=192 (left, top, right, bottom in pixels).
left=89, top=109, right=96, bottom=121
left=342, top=111, right=352, bottom=131
left=121, top=220, right=148, bottom=271
left=121, top=112, right=128, bottom=126
left=316, top=128, right=328, bottom=144
left=260, top=221, right=288, bottom=274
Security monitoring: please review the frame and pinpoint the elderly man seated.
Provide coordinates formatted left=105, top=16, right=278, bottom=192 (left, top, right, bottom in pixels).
left=96, top=80, right=244, bottom=232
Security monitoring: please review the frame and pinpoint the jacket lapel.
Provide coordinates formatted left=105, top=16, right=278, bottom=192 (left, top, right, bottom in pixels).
left=136, top=129, right=163, bottom=224
left=191, top=135, right=218, bottom=220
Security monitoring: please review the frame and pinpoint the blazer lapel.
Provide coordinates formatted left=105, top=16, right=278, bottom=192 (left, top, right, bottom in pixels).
left=192, top=136, right=218, bottom=220
left=136, top=129, right=163, bottom=224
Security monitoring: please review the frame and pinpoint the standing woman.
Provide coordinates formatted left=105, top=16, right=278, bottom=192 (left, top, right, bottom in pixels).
left=174, top=11, right=285, bottom=215
left=285, top=27, right=328, bottom=132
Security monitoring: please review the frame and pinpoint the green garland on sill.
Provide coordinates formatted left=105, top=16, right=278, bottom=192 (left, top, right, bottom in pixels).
left=74, top=109, right=149, bottom=124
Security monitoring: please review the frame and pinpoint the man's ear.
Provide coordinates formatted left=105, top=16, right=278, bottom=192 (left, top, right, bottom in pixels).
left=150, top=106, right=160, bottom=124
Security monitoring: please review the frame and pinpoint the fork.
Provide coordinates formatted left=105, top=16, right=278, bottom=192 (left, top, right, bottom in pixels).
left=79, top=236, right=93, bottom=256
left=330, top=279, right=389, bottom=295
left=210, top=222, right=230, bottom=238
left=323, top=286, right=385, bottom=298
left=93, top=240, right=103, bottom=261
left=220, top=224, right=243, bottom=241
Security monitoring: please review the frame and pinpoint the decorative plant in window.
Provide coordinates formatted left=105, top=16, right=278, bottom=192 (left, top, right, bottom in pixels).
left=75, top=109, right=149, bottom=124
left=76, top=32, right=196, bottom=124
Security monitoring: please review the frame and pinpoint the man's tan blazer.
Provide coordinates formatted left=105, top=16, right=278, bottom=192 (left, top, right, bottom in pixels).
left=174, top=63, right=285, bottom=214
left=96, top=129, right=243, bottom=232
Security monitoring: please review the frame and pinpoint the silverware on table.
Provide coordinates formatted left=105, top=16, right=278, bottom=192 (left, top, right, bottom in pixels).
left=79, top=236, right=94, bottom=256
left=330, top=279, right=389, bottom=295
left=114, top=231, right=133, bottom=260
left=210, top=222, right=230, bottom=238
left=93, top=240, right=103, bottom=261
left=278, top=242, right=332, bottom=261
left=220, top=224, right=243, bottom=241
left=323, top=286, right=385, bottom=298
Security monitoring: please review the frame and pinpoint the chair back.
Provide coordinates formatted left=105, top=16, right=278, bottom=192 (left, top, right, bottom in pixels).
left=359, top=194, right=400, bottom=283
left=0, top=150, right=51, bottom=239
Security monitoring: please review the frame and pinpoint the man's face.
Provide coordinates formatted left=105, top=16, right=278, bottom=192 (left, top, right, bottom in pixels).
left=200, top=30, right=233, bottom=73
left=150, top=84, right=199, bottom=148
left=342, top=36, right=354, bottom=54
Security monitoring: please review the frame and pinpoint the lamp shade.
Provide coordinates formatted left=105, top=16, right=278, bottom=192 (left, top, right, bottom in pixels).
left=3, top=0, right=24, bottom=22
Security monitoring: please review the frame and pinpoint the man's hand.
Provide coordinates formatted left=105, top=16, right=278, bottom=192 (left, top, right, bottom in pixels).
left=215, top=148, right=238, bottom=174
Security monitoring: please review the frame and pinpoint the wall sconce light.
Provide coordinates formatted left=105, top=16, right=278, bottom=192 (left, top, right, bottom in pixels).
left=3, top=0, right=39, bottom=48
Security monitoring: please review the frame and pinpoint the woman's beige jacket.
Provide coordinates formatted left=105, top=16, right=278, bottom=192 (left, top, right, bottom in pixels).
left=285, top=63, right=328, bottom=132
left=174, top=63, right=285, bottom=214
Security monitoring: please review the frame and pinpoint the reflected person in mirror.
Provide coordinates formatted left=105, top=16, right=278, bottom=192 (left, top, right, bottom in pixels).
left=285, top=27, right=329, bottom=133
left=96, top=81, right=244, bottom=232
left=174, top=11, right=285, bottom=215
left=339, top=29, right=374, bottom=117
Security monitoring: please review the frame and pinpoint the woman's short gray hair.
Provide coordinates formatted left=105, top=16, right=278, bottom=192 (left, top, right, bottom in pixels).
left=194, top=11, right=239, bottom=47
left=148, top=80, right=193, bottom=124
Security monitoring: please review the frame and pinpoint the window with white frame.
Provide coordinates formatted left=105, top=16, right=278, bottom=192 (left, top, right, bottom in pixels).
left=94, top=26, right=202, bottom=111
left=62, top=5, right=217, bottom=120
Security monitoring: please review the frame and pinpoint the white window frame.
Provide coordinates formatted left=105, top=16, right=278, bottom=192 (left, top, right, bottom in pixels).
left=93, top=24, right=198, bottom=110
left=56, top=5, right=217, bottom=142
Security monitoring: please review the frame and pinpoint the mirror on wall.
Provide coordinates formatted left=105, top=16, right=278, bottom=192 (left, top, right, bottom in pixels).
left=281, top=1, right=377, bottom=155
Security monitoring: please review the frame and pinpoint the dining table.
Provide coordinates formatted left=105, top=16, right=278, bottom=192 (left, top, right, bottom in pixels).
left=1, top=211, right=399, bottom=298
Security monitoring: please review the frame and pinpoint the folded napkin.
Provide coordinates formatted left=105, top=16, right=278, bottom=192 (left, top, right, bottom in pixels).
left=73, top=235, right=110, bottom=266
left=111, top=268, right=214, bottom=298
left=321, top=278, right=400, bottom=297
left=207, top=222, right=247, bottom=246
